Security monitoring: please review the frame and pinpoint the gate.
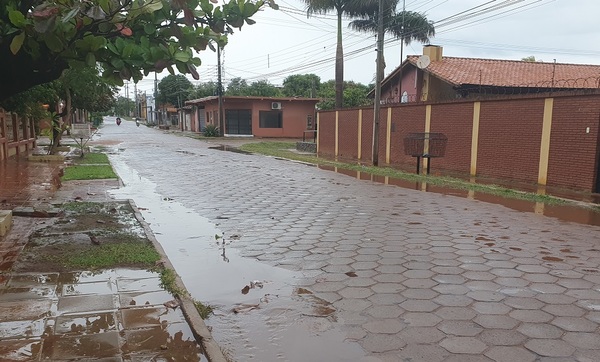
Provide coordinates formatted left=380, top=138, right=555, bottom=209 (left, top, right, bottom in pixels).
left=225, top=109, right=252, bottom=135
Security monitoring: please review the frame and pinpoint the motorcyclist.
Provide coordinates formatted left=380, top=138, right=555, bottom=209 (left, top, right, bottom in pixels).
left=116, top=117, right=121, bottom=125
left=136, top=118, right=140, bottom=127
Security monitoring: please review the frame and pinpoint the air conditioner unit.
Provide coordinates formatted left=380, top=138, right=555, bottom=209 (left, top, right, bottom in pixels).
left=271, top=102, right=282, bottom=110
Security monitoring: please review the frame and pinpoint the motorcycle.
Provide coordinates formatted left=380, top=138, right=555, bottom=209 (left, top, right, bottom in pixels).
left=136, top=119, right=140, bottom=127
left=116, top=117, right=121, bottom=126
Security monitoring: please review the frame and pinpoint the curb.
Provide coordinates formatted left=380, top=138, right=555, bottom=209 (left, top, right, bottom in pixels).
left=128, top=199, right=227, bottom=362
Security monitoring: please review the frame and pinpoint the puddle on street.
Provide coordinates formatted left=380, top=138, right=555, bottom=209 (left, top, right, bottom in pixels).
left=321, top=166, right=600, bottom=227
left=108, top=158, right=365, bottom=361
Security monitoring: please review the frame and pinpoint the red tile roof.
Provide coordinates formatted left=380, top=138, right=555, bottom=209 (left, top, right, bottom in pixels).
left=403, top=55, right=600, bottom=89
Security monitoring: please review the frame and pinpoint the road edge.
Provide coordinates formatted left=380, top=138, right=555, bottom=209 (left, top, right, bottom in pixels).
left=128, top=199, right=228, bottom=362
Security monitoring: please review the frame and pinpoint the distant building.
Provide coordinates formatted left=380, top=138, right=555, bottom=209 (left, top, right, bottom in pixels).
left=185, top=96, right=319, bottom=137
left=376, top=45, right=600, bottom=104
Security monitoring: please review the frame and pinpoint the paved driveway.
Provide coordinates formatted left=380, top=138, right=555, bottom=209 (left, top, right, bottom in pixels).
left=98, top=119, right=600, bottom=362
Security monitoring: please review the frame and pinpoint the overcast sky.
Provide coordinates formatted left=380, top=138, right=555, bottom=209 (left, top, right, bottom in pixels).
left=129, top=0, right=600, bottom=97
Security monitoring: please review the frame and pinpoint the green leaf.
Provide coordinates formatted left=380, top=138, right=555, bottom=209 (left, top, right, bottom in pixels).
left=123, top=44, right=134, bottom=58
left=98, top=0, right=111, bottom=13
left=85, top=53, right=96, bottom=67
left=110, top=58, right=124, bottom=69
left=61, top=7, right=80, bottom=23
left=8, top=10, right=26, bottom=27
left=173, top=52, right=190, bottom=62
left=45, top=34, right=63, bottom=52
left=10, top=32, right=25, bottom=55
left=242, top=2, right=256, bottom=17
left=144, top=23, right=156, bottom=35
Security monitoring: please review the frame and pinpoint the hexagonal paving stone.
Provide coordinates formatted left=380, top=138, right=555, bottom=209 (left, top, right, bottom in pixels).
left=367, top=293, right=406, bottom=306
left=439, top=337, right=487, bottom=354
left=517, top=323, right=564, bottom=339
left=435, top=307, right=477, bottom=321
left=542, top=304, right=586, bottom=317
left=433, top=284, right=470, bottom=295
left=397, top=326, right=445, bottom=344
left=437, top=320, right=483, bottom=337
left=472, top=302, right=511, bottom=315
left=396, top=344, right=449, bottom=362
left=401, top=289, right=439, bottom=300
left=509, top=310, right=553, bottom=323
left=524, top=339, right=575, bottom=357
left=371, top=283, right=405, bottom=294
left=338, top=287, right=374, bottom=299
left=466, top=290, right=505, bottom=302
left=311, top=281, right=346, bottom=293
left=551, top=316, right=598, bottom=332
left=535, top=293, right=576, bottom=305
left=474, top=315, right=520, bottom=329
left=362, top=319, right=404, bottom=334
left=402, top=270, right=435, bottom=279
left=359, top=333, right=406, bottom=353
left=333, top=299, right=372, bottom=312
left=402, top=312, right=442, bottom=327
left=366, top=305, right=404, bottom=319
left=484, top=346, right=536, bottom=362
left=562, top=332, right=600, bottom=349
left=529, top=283, right=567, bottom=294
left=504, top=297, right=545, bottom=310
left=479, top=329, right=527, bottom=346
left=400, top=299, right=439, bottom=312
left=402, top=279, right=438, bottom=289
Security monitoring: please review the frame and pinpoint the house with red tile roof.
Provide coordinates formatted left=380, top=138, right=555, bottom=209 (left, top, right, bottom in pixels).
left=185, top=96, right=319, bottom=137
left=379, top=45, right=600, bottom=104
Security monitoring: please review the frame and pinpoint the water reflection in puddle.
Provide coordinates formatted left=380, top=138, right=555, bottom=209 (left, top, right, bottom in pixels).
left=108, top=158, right=365, bottom=361
left=321, top=166, right=600, bottom=227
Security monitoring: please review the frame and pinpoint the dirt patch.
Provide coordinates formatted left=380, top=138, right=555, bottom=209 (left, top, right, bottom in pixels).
left=13, top=201, right=159, bottom=273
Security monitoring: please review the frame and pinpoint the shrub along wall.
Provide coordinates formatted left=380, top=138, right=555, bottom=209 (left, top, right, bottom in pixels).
left=317, top=94, right=600, bottom=193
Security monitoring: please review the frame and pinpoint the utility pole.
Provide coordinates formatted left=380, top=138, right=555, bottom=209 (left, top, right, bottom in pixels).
left=124, top=82, right=129, bottom=117
left=372, top=0, right=385, bottom=166
left=154, top=72, right=159, bottom=125
left=217, top=44, right=224, bottom=136
left=134, top=82, right=138, bottom=118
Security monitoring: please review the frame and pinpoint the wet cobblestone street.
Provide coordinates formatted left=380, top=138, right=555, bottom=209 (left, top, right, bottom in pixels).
left=100, top=120, right=600, bottom=361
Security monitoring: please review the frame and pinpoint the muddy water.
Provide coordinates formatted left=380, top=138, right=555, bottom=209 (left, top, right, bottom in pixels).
left=324, top=167, right=600, bottom=227
left=109, top=159, right=365, bottom=361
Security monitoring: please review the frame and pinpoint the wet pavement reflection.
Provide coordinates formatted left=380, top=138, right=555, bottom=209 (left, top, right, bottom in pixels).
left=322, top=166, right=600, bottom=227
left=0, top=157, right=62, bottom=209
left=109, top=160, right=365, bottom=361
left=0, top=265, right=205, bottom=361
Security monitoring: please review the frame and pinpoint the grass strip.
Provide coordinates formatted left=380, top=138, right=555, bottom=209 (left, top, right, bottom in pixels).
left=55, top=242, right=160, bottom=269
left=62, top=165, right=117, bottom=181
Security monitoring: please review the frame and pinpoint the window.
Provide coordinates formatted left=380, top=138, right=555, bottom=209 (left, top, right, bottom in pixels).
left=259, top=110, right=282, bottom=128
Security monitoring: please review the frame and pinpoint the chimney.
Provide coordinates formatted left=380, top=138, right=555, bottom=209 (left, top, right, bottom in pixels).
left=423, top=45, right=443, bottom=62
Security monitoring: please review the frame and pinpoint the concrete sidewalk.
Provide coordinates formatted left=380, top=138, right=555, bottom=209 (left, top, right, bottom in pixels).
left=0, top=157, right=206, bottom=361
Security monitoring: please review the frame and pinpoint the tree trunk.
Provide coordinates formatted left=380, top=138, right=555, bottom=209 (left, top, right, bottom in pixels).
left=50, top=88, right=72, bottom=155
left=335, top=11, right=344, bottom=109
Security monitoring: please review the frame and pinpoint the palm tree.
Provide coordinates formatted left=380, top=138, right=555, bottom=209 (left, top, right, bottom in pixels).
left=349, top=0, right=435, bottom=62
left=302, top=0, right=367, bottom=109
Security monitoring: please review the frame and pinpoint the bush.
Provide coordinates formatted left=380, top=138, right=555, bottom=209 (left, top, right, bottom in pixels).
left=202, top=124, right=220, bottom=137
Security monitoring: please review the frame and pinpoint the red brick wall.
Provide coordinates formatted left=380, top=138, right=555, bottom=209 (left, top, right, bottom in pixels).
left=317, top=94, right=600, bottom=192
left=360, top=109, right=374, bottom=163
left=389, top=104, right=427, bottom=166
left=548, top=96, right=600, bottom=190
left=430, top=103, right=474, bottom=173
left=338, top=109, right=359, bottom=160
left=477, top=99, right=545, bottom=183
left=318, top=111, right=336, bottom=158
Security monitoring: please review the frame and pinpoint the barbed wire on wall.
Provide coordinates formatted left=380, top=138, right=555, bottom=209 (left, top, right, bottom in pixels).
left=380, top=75, right=600, bottom=106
